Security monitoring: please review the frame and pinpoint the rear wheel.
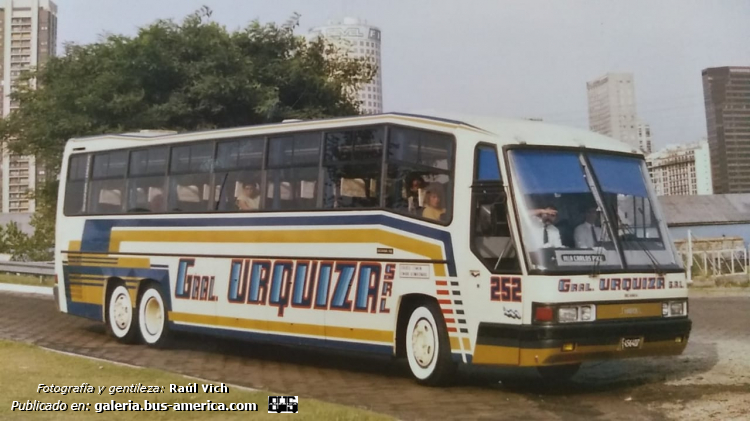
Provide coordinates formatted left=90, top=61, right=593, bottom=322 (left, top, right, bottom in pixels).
left=138, top=285, right=171, bottom=347
left=405, top=302, right=456, bottom=386
left=537, top=363, right=581, bottom=382
left=106, top=284, right=139, bottom=343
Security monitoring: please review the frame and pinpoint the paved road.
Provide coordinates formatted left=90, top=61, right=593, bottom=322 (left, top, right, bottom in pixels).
left=1, top=291, right=748, bottom=420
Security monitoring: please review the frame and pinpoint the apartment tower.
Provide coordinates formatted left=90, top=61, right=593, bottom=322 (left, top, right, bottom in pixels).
left=0, top=0, right=57, bottom=213
left=702, top=66, right=750, bottom=194
left=308, top=17, right=383, bottom=115
left=586, top=73, right=640, bottom=151
left=646, top=140, right=713, bottom=196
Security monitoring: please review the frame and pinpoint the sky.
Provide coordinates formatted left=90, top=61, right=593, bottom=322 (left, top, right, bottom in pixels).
left=56, top=0, right=750, bottom=150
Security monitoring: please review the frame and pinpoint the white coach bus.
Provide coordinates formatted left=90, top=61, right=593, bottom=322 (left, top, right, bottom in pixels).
left=54, top=112, right=691, bottom=385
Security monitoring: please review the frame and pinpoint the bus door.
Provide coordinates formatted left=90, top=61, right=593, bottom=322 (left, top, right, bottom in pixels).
left=469, top=144, right=523, bottom=366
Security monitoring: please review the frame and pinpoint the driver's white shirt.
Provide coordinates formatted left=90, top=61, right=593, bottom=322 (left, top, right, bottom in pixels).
left=528, top=216, right=563, bottom=250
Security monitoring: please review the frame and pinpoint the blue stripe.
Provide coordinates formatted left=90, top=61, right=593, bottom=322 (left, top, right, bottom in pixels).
left=169, top=323, right=392, bottom=355
left=79, top=214, right=457, bottom=276
left=67, top=302, right=102, bottom=321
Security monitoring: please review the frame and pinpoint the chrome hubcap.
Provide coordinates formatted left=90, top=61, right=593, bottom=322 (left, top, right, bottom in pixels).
left=113, top=293, right=131, bottom=329
left=411, top=318, right=435, bottom=368
left=144, top=297, right=163, bottom=336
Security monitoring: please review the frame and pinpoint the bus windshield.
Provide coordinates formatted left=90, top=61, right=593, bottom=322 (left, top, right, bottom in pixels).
left=508, top=148, right=681, bottom=274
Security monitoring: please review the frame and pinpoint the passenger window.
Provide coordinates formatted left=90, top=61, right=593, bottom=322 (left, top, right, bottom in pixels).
left=88, top=151, right=127, bottom=214
left=169, top=142, right=213, bottom=212
left=215, top=138, right=264, bottom=211
left=64, top=154, right=89, bottom=215
left=323, top=128, right=383, bottom=208
left=266, top=133, right=320, bottom=210
left=385, top=127, right=453, bottom=223
left=127, top=147, right=167, bottom=213
left=471, top=145, right=520, bottom=273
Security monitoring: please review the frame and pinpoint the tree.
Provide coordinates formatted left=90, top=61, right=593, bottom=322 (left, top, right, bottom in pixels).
left=0, top=8, right=376, bottom=258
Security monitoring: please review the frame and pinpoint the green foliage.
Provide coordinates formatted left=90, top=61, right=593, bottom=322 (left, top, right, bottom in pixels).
left=0, top=8, right=376, bottom=259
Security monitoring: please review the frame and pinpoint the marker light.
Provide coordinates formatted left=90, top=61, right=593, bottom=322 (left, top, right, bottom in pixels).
left=562, top=343, right=576, bottom=352
left=534, top=306, right=554, bottom=322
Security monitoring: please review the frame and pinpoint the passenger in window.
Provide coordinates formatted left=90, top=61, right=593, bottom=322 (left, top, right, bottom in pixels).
left=149, top=193, right=166, bottom=213
left=237, top=181, right=261, bottom=210
left=529, top=204, right=564, bottom=248
left=422, top=183, right=446, bottom=222
left=407, top=176, right=426, bottom=214
left=574, top=205, right=606, bottom=248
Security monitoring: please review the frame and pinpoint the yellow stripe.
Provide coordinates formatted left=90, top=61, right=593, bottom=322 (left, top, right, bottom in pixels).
left=597, top=303, right=662, bottom=320
left=462, top=337, right=472, bottom=352
left=169, top=311, right=393, bottom=344
left=68, top=241, right=81, bottom=251
left=69, top=285, right=104, bottom=305
left=472, top=340, right=688, bottom=367
left=449, top=336, right=460, bottom=351
left=108, top=229, right=446, bottom=277
left=472, top=344, right=519, bottom=365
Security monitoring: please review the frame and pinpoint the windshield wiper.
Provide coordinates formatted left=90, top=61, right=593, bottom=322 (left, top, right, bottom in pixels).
left=615, top=213, right=665, bottom=277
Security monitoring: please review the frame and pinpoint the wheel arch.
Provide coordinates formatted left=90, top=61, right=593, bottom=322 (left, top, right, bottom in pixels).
left=395, top=293, right=443, bottom=358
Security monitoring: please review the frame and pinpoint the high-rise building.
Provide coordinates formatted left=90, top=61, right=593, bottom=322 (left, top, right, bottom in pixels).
left=637, top=121, right=652, bottom=154
left=308, top=17, right=382, bottom=115
left=702, top=66, right=750, bottom=194
left=646, top=140, right=713, bottom=196
left=586, top=73, right=639, bottom=150
left=0, top=0, right=57, bottom=213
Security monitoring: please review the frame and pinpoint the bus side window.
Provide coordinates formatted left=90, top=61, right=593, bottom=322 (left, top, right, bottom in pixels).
left=470, top=145, right=520, bottom=273
left=88, top=151, right=127, bottom=214
left=384, top=127, right=453, bottom=224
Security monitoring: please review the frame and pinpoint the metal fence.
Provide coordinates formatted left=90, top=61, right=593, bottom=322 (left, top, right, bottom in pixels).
left=0, top=261, right=54, bottom=279
left=676, top=231, right=749, bottom=279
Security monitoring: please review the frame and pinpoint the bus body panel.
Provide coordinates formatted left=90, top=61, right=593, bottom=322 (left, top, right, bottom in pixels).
left=54, top=113, right=691, bottom=375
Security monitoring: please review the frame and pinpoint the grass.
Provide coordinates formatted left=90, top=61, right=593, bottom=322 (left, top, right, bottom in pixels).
left=0, top=273, right=54, bottom=287
left=0, top=340, right=393, bottom=420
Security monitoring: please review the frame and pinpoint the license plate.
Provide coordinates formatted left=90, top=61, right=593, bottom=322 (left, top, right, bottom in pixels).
left=621, top=337, right=642, bottom=349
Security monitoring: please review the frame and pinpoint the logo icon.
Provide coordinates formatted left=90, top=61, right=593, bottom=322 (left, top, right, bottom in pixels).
left=503, top=307, right=521, bottom=320
left=268, top=396, right=298, bottom=414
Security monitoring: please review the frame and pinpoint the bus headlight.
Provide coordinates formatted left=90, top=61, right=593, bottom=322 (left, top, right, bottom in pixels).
left=558, top=305, right=596, bottom=323
left=662, top=300, right=687, bottom=317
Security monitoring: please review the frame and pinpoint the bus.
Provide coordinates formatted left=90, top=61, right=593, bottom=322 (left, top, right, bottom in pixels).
left=54, top=112, right=692, bottom=385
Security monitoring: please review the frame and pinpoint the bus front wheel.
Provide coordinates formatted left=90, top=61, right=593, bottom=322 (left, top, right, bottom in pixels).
left=106, top=284, right=139, bottom=344
left=138, top=284, right=171, bottom=348
left=405, top=302, right=455, bottom=386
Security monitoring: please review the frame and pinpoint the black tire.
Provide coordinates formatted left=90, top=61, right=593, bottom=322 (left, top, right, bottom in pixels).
left=137, top=284, right=172, bottom=348
left=404, top=301, right=456, bottom=386
left=105, top=283, right=139, bottom=344
left=537, top=363, right=581, bottom=382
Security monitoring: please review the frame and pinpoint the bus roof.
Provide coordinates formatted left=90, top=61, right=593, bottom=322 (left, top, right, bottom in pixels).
left=65, top=111, right=641, bottom=156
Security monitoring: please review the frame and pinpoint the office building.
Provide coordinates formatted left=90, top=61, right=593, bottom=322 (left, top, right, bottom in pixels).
left=702, top=66, right=750, bottom=194
left=0, top=0, right=57, bottom=213
left=647, top=140, right=713, bottom=196
left=586, top=72, right=639, bottom=150
left=637, top=121, right=652, bottom=154
left=308, top=17, right=382, bottom=114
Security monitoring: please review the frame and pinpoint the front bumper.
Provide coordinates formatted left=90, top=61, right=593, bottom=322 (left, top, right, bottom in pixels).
left=472, top=317, right=691, bottom=366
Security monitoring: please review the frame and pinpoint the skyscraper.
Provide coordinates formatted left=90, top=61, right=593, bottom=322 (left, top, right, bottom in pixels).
left=702, top=66, right=750, bottom=194
left=0, top=0, right=57, bottom=213
left=637, top=121, right=652, bottom=154
left=586, top=73, right=640, bottom=151
left=308, top=17, right=382, bottom=115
